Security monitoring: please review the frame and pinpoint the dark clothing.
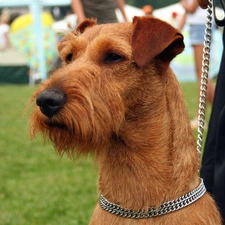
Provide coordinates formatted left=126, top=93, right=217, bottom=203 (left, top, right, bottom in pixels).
left=81, top=0, right=118, bottom=24
left=200, top=29, right=225, bottom=223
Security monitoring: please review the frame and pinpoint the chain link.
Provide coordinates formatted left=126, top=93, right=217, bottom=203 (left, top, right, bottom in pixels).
left=197, top=0, right=213, bottom=159
left=99, top=179, right=206, bottom=219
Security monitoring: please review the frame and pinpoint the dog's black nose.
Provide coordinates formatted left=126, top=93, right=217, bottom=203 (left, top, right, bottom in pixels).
left=36, top=89, right=65, bottom=117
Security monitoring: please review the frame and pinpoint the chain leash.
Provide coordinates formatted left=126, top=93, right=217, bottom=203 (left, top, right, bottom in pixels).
left=197, top=0, right=213, bottom=162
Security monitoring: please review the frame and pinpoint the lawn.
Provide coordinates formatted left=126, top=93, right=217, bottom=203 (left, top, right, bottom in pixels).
left=0, top=82, right=211, bottom=225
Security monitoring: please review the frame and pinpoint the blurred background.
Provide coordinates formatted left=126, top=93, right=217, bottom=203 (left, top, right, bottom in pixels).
left=0, top=1, right=224, bottom=224
left=0, top=0, right=223, bottom=84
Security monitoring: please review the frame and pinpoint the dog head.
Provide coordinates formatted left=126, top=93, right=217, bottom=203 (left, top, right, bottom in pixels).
left=29, top=17, right=185, bottom=155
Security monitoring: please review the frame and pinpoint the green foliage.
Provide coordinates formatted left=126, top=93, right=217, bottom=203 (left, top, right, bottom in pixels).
left=0, top=83, right=211, bottom=224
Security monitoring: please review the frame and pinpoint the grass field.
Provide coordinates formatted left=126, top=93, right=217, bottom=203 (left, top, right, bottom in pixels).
left=0, top=83, right=212, bottom=225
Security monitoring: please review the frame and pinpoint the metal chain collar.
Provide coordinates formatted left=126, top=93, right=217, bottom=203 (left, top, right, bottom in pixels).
left=99, top=178, right=206, bottom=219
left=197, top=0, right=213, bottom=158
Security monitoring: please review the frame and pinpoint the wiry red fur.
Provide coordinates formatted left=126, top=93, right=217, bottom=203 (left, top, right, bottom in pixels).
left=29, top=17, right=222, bottom=224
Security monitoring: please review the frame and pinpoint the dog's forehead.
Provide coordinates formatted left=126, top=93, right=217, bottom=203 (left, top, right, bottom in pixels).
left=81, top=22, right=133, bottom=41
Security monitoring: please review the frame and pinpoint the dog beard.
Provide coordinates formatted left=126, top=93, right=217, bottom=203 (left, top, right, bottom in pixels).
left=29, top=83, right=124, bottom=156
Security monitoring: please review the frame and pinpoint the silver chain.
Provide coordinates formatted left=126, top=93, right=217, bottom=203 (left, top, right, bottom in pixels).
left=99, top=179, right=206, bottom=219
left=197, top=0, right=213, bottom=158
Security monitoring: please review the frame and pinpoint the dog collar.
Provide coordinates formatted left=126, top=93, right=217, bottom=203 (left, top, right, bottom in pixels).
left=99, top=178, right=206, bottom=219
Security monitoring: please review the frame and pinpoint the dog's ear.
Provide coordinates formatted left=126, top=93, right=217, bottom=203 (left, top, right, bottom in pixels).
left=131, top=16, right=185, bottom=67
left=73, top=19, right=97, bottom=34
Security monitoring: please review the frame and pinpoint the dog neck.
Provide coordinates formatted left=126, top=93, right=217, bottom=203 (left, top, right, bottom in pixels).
left=99, top=178, right=206, bottom=219
left=96, top=69, right=199, bottom=211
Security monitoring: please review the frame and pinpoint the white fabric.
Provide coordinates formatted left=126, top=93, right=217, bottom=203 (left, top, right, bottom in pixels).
left=0, top=23, right=9, bottom=48
left=186, top=0, right=207, bottom=24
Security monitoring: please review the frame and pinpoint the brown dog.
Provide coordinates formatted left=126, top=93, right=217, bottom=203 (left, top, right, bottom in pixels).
left=29, top=17, right=222, bottom=224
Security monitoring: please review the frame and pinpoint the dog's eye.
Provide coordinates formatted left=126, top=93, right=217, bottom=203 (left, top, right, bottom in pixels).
left=105, top=53, right=123, bottom=64
left=65, top=53, right=73, bottom=63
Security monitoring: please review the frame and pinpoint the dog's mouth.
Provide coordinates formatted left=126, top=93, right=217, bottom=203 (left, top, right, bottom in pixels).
left=46, top=121, right=68, bottom=129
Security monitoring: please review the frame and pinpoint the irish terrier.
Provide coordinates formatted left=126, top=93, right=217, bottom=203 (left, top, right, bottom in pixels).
left=29, top=17, right=222, bottom=224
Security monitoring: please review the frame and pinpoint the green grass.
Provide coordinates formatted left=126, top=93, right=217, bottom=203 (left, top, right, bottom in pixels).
left=181, top=82, right=212, bottom=146
left=0, top=83, right=212, bottom=225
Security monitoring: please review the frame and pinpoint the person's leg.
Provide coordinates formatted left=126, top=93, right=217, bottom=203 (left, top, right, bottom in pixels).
left=193, top=44, right=203, bottom=104
left=191, top=44, right=203, bottom=128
